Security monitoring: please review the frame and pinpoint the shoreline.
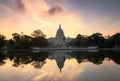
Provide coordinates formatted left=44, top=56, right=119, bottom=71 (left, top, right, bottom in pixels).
left=0, top=48, right=120, bottom=52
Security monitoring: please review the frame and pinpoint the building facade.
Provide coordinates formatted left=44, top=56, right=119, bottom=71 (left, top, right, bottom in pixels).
left=48, top=24, right=73, bottom=47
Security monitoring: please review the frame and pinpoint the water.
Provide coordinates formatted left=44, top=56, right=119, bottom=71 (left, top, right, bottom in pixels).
left=0, top=50, right=120, bottom=81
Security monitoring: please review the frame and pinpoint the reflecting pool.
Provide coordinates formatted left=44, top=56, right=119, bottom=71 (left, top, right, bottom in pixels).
left=0, top=50, right=120, bottom=81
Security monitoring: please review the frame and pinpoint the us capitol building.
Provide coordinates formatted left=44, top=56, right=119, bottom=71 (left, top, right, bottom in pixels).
left=48, top=24, right=73, bottom=47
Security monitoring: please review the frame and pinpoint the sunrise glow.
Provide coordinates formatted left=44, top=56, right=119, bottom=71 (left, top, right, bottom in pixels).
left=0, top=0, right=120, bottom=39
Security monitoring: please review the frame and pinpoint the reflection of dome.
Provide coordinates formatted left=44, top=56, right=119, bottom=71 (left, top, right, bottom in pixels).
left=56, top=54, right=65, bottom=73
left=55, top=24, right=65, bottom=39
left=48, top=50, right=73, bottom=73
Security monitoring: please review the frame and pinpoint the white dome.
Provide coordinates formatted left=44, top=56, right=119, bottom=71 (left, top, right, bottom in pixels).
left=55, top=24, right=65, bottom=39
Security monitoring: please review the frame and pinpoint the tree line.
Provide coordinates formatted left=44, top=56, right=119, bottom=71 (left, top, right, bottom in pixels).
left=0, top=29, right=48, bottom=49
left=68, top=32, right=120, bottom=48
left=0, top=29, right=120, bottom=49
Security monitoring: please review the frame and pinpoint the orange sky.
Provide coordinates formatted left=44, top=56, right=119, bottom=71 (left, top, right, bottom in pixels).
left=0, top=0, right=120, bottom=39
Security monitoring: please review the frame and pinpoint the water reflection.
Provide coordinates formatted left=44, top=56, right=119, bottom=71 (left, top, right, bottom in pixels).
left=0, top=50, right=120, bottom=68
left=49, top=50, right=72, bottom=73
left=0, top=52, right=7, bottom=66
left=0, top=50, right=120, bottom=81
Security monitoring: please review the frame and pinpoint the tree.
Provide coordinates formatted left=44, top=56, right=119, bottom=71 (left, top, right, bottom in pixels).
left=31, top=29, right=46, bottom=38
left=0, top=34, right=6, bottom=48
left=111, top=33, right=120, bottom=48
left=31, top=29, right=48, bottom=47
left=11, top=33, right=32, bottom=49
left=102, top=35, right=113, bottom=48
left=8, top=39, right=14, bottom=48
left=75, top=34, right=86, bottom=47
left=31, top=37, right=48, bottom=47
left=87, top=33, right=105, bottom=47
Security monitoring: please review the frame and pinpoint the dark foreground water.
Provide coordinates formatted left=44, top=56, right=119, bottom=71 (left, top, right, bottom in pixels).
left=0, top=50, right=120, bottom=81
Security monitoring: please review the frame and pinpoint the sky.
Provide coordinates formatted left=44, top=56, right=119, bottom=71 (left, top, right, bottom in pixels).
left=0, top=0, right=120, bottom=39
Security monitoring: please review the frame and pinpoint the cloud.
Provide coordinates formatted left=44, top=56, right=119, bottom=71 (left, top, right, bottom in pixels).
left=47, top=6, right=63, bottom=15
left=14, top=0, right=25, bottom=10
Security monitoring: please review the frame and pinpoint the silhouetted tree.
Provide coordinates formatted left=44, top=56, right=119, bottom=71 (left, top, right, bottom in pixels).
left=31, top=30, right=48, bottom=47
left=0, top=34, right=6, bottom=48
left=68, top=34, right=87, bottom=47
left=8, top=39, right=14, bottom=48
left=31, top=29, right=46, bottom=38
left=31, top=37, right=48, bottom=47
left=87, top=33, right=105, bottom=47
left=11, top=33, right=32, bottom=49
left=111, top=33, right=120, bottom=48
left=75, top=34, right=86, bottom=47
